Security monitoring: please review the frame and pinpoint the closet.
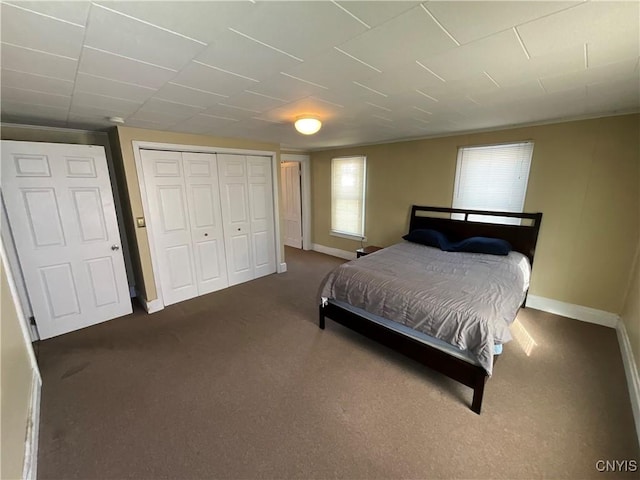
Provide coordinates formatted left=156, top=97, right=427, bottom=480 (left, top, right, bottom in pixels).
left=217, top=153, right=277, bottom=285
left=140, top=149, right=276, bottom=306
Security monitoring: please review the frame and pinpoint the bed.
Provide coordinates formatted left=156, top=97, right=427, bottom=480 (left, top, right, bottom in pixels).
left=318, top=205, right=543, bottom=414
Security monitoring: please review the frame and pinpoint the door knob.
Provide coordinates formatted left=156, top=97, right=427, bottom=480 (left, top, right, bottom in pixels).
left=111, top=245, right=120, bottom=251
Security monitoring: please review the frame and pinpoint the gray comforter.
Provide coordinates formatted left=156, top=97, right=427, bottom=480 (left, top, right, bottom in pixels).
left=318, top=241, right=531, bottom=375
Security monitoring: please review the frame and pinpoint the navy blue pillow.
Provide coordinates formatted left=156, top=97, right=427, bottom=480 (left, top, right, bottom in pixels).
left=445, top=236, right=512, bottom=255
left=402, top=229, right=450, bottom=250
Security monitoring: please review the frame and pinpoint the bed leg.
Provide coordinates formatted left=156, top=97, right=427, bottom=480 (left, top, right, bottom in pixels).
left=318, top=305, right=325, bottom=330
left=471, top=376, right=488, bottom=414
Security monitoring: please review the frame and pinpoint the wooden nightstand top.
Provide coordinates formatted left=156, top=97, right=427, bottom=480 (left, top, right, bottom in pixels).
left=356, top=245, right=383, bottom=258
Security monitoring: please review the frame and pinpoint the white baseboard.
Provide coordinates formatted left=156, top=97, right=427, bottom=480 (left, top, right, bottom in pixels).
left=29, top=323, right=39, bottom=342
left=144, top=298, right=164, bottom=314
left=616, top=319, right=640, bottom=446
left=278, top=262, right=287, bottom=273
left=525, top=295, right=619, bottom=328
left=312, top=243, right=356, bottom=261
left=22, top=371, right=41, bottom=480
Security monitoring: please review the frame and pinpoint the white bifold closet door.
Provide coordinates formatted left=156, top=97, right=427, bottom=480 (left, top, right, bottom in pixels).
left=218, top=154, right=276, bottom=286
left=1, top=141, right=132, bottom=339
left=141, top=150, right=228, bottom=306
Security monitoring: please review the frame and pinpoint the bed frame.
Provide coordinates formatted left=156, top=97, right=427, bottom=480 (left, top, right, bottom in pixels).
left=319, top=205, right=543, bottom=414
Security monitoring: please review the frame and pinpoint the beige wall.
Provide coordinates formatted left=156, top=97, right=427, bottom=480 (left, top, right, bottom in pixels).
left=1, top=123, right=107, bottom=145
left=281, top=150, right=310, bottom=156
left=621, top=243, right=640, bottom=367
left=1, top=257, right=35, bottom=479
left=311, top=114, right=640, bottom=314
left=112, top=126, right=282, bottom=302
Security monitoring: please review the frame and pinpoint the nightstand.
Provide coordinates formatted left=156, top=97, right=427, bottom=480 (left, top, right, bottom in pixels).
left=356, top=245, right=382, bottom=258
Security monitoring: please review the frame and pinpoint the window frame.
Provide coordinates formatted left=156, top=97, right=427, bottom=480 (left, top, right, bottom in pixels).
left=330, top=155, right=367, bottom=240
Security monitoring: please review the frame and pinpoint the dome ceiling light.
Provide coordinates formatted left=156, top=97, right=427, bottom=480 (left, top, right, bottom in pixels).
left=294, top=116, right=322, bottom=135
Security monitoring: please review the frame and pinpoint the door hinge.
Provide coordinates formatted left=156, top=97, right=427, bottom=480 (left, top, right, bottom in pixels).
left=29, top=316, right=36, bottom=326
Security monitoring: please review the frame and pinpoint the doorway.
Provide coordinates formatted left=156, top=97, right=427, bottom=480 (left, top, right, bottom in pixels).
left=281, top=161, right=302, bottom=249
left=280, top=154, right=311, bottom=250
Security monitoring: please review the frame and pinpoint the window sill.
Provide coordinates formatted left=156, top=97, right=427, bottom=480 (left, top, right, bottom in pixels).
left=330, top=231, right=367, bottom=242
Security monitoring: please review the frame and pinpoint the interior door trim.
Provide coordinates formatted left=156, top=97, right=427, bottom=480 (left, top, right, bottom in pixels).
left=132, top=141, right=283, bottom=312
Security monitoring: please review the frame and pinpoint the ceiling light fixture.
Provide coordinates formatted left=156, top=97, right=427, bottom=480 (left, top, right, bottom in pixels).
left=294, top=116, right=322, bottom=135
left=108, top=116, right=125, bottom=124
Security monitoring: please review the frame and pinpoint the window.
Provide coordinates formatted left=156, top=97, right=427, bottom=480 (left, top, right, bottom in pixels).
left=331, top=156, right=366, bottom=238
left=452, top=141, right=533, bottom=225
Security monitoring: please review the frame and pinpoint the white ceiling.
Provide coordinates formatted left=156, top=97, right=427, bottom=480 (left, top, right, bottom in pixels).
left=1, top=1, right=638, bottom=150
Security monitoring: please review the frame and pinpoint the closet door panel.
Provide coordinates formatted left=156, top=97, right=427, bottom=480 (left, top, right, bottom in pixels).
left=217, top=154, right=253, bottom=286
left=183, top=152, right=229, bottom=295
left=196, top=239, right=222, bottom=282
left=166, top=244, right=195, bottom=289
left=247, top=156, right=276, bottom=278
left=158, top=186, right=187, bottom=231
left=231, top=236, right=251, bottom=271
left=141, top=150, right=198, bottom=305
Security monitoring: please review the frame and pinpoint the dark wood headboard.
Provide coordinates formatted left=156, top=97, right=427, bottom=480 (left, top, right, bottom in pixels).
left=408, top=205, right=543, bottom=265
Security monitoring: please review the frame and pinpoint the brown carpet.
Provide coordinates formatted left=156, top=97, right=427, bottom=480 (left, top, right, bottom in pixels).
left=36, top=247, right=638, bottom=479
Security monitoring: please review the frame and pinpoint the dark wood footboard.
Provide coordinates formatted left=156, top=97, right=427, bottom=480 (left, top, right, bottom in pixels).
left=319, top=301, right=489, bottom=414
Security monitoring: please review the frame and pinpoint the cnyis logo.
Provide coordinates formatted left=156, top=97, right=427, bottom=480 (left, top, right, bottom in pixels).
left=595, top=460, right=638, bottom=472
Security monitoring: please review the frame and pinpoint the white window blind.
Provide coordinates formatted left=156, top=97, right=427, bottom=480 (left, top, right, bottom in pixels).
left=331, top=156, right=366, bottom=238
left=452, top=141, right=534, bottom=225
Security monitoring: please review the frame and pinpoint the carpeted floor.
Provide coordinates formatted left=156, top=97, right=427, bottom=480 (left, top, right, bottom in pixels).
left=36, top=247, right=638, bottom=479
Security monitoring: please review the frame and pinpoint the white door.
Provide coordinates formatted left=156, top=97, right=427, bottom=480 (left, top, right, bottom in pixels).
left=247, top=156, right=276, bottom=278
left=141, top=150, right=198, bottom=305
left=141, top=150, right=229, bottom=306
left=217, top=154, right=253, bottom=286
left=182, top=152, right=229, bottom=295
left=280, top=161, right=302, bottom=249
left=1, top=141, right=132, bottom=339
